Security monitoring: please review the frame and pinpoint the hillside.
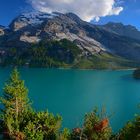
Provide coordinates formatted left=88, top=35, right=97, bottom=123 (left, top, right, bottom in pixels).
left=102, top=22, right=140, bottom=41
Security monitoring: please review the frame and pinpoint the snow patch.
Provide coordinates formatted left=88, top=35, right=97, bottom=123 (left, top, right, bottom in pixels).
left=19, top=11, right=59, bottom=25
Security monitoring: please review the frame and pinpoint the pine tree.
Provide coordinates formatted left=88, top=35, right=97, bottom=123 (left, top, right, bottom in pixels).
left=0, top=68, right=30, bottom=137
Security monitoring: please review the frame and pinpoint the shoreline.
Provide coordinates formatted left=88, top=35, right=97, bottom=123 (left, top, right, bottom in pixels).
left=0, top=65, right=137, bottom=71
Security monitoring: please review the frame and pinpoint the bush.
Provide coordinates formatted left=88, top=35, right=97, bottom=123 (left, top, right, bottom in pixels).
left=24, top=111, right=62, bottom=140
left=133, top=68, right=140, bottom=79
left=71, top=108, right=112, bottom=140
left=59, top=128, right=71, bottom=140
left=115, top=114, right=140, bottom=140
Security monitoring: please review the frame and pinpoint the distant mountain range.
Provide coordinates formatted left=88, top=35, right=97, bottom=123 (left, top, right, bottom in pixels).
left=0, top=11, right=140, bottom=69
left=102, top=22, right=140, bottom=41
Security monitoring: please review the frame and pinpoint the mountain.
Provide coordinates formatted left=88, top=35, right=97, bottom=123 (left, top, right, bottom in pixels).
left=6, top=12, right=105, bottom=53
left=0, top=11, right=140, bottom=69
left=103, top=22, right=140, bottom=41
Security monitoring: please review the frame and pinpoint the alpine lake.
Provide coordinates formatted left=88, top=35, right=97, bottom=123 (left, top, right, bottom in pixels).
left=0, top=68, right=140, bottom=133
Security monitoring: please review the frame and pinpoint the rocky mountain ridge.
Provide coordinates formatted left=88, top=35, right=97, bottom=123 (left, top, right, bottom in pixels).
left=102, top=22, right=140, bottom=41
left=1, top=12, right=107, bottom=55
left=0, top=11, right=140, bottom=68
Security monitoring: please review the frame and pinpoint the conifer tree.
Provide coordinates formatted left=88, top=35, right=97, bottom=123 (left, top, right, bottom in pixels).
left=0, top=68, right=30, bottom=137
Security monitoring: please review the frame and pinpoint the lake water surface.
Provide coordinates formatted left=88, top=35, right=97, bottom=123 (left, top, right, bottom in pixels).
left=0, top=68, right=140, bottom=132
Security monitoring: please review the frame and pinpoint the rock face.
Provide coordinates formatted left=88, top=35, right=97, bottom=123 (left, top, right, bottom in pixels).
left=0, top=26, right=5, bottom=36
left=1, top=11, right=140, bottom=61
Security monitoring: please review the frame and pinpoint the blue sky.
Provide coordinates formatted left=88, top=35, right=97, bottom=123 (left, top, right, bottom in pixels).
left=97, top=0, right=140, bottom=29
left=0, top=0, right=140, bottom=30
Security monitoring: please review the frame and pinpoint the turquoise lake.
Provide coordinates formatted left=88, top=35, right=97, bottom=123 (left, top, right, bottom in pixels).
left=0, top=68, right=140, bottom=132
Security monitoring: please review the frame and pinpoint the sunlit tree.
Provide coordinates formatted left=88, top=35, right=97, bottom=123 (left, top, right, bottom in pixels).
left=0, top=68, right=30, bottom=138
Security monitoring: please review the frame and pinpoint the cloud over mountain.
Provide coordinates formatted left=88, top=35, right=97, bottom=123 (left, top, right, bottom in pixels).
left=28, top=0, right=123, bottom=22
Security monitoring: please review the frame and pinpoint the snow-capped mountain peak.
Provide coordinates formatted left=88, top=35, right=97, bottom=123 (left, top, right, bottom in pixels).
left=9, top=11, right=60, bottom=31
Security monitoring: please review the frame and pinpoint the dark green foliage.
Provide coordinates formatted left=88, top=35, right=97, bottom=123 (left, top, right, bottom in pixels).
left=29, top=45, right=57, bottom=67
left=70, top=109, right=140, bottom=140
left=114, top=115, right=140, bottom=140
left=0, top=119, right=3, bottom=134
left=71, top=108, right=112, bottom=140
left=84, top=109, right=112, bottom=140
left=0, top=69, right=62, bottom=140
left=59, top=128, right=71, bottom=140
left=0, top=68, right=30, bottom=138
left=46, top=39, right=80, bottom=64
left=23, top=111, right=62, bottom=140
left=83, top=110, right=111, bottom=140
left=1, top=39, right=81, bottom=68
left=30, top=39, right=81, bottom=66
left=1, top=38, right=138, bottom=69
left=133, top=68, right=140, bottom=79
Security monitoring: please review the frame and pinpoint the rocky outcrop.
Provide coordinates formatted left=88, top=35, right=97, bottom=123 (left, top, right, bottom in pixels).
left=0, top=26, right=5, bottom=36
left=20, top=35, right=40, bottom=43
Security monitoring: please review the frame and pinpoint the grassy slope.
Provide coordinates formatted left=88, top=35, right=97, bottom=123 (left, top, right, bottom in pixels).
left=73, top=52, right=140, bottom=70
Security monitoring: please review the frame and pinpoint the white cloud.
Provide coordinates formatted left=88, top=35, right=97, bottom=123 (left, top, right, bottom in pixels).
left=29, top=0, right=123, bottom=22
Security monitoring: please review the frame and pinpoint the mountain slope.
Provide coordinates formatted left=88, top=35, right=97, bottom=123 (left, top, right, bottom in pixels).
left=102, top=22, right=140, bottom=41
left=0, top=12, right=140, bottom=69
